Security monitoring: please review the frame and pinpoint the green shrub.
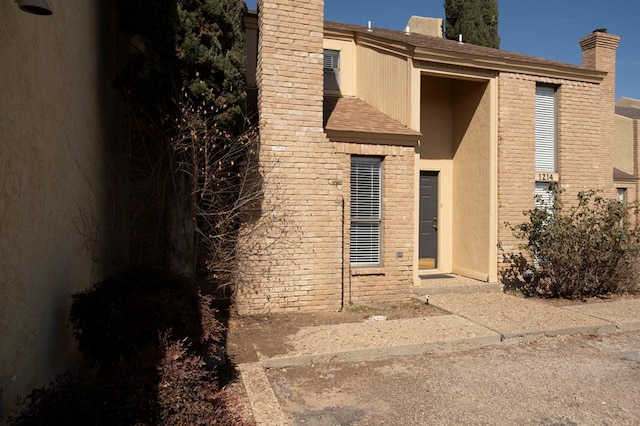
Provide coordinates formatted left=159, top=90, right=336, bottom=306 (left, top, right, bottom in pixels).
left=502, top=186, right=640, bottom=298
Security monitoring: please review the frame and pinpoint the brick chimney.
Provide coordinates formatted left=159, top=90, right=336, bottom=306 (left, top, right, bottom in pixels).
left=580, top=29, right=620, bottom=177
left=237, top=0, right=343, bottom=313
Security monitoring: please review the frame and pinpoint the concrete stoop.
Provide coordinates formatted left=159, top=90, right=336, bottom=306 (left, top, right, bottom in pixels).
left=415, top=274, right=503, bottom=295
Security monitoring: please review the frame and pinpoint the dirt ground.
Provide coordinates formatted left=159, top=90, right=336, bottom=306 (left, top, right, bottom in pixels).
left=224, top=292, right=640, bottom=365
left=224, top=298, right=448, bottom=364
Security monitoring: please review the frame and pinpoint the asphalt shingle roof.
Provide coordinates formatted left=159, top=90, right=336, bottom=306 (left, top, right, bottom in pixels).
left=616, top=106, right=640, bottom=120
left=323, top=96, right=421, bottom=137
left=325, top=20, right=598, bottom=76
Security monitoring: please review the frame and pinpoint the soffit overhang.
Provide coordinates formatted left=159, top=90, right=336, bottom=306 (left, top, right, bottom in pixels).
left=325, top=22, right=607, bottom=85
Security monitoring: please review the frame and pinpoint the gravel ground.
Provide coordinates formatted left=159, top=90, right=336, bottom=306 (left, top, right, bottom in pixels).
left=265, top=331, right=640, bottom=425
left=226, top=299, right=447, bottom=363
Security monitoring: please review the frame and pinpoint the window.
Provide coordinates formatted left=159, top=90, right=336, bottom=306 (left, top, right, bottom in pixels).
left=350, top=157, right=382, bottom=266
left=535, top=85, right=557, bottom=212
left=618, top=188, right=628, bottom=204
left=535, top=181, right=554, bottom=212
left=535, top=85, right=557, bottom=173
left=323, top=49, right=340, bottom=91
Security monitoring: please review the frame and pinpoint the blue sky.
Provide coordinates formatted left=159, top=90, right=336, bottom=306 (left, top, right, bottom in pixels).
left=245, top=0, right=639, bottom=101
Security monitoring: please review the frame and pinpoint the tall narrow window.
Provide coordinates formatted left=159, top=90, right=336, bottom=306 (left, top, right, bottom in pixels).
left=323, top=49, right=340, bottom=91
left=535, top=85, right=557, bottom=211
left=350, top=157, right=382, bottom=266
left=535, top=85, right=557, bottom=172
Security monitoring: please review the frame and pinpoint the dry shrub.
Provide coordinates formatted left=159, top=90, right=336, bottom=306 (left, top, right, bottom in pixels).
left=9, top=269, right=251, bottom=425
left=502, top=187, right=640, bottom=298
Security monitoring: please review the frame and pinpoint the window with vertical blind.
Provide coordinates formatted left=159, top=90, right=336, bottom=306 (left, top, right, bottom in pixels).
left=350, top=156, right=382, bottom=266
left=535, top=85, right=557, bottom=172
left=535, top=85, right=557, bottom=211
left=323, top=49, right=340, bottom=91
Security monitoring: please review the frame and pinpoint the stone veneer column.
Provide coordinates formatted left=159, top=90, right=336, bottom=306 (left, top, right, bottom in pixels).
left=236, top=0, right=343, bottom=313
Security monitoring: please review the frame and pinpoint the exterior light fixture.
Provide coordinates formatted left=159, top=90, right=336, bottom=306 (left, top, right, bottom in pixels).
left=16, top=0, right=52, bottom=15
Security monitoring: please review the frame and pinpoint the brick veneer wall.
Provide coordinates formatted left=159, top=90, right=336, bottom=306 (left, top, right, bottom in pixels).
left=496, top=73, right=536, bottom=262
left=333, top=142, right=415, bottom=305
left=497, top=30, right=619, bottom=268
left=235, top=0, right=344, bottom=313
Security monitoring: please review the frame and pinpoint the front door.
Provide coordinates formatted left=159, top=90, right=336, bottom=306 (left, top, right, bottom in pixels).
left=419, top=171, right=438, bottom=269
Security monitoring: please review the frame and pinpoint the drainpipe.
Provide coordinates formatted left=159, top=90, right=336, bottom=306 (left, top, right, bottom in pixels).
left=341, top=195, right=345, bottom=310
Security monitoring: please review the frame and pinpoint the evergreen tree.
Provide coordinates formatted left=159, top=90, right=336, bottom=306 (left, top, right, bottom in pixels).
left=444, top=0, right=500, bottom=48
left=118, top=0, right=246, bottom=132
left=176, top=0, right=247, bottom=133
left=115, top=0, right=249, bottom=277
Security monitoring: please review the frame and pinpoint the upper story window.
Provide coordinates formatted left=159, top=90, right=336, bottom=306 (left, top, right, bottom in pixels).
left=535, top=85, right=557, bottom=173
left=323, top=49, right=340, bottom=91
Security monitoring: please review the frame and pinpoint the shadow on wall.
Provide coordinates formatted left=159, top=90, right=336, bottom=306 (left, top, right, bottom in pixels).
left=8, top=268, right=241, bottom=425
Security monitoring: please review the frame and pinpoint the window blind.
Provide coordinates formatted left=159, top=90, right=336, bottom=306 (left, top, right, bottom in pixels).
left=323, top=49, right=340, bottom=91
left=350, top=157, right=381, bottom=266
left=535, top=85, right=556, bottom=172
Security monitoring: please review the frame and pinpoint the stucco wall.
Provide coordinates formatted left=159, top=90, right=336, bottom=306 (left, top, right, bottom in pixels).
left=0, top=3, right=126, bottom=417
left=356, top=44, right=411, bottom=126
left=323, top=37, right=356, bottom=96
left=419, top=73, right=496, bottom=280
left=451, top=80, right=493, bottom=278
left=615, top=114, right=635, bottom=174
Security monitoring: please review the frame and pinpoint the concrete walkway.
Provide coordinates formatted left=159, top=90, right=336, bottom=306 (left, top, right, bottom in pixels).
left=236, top=278, right=640, bottom=424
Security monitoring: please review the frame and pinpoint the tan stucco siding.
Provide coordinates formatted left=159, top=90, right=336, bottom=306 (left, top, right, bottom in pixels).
left=356, top=44, right=411, bottom=126
left=420, top=77, right=454, bottom=160
left=418, top=71, right=497, bottom=281
left=615, top=114, right=635, bottom=174
left=323, top=38, right=356, bottom=96
left=451, top=80, right=493, bottom=278
left=0, top=2, right=125, bottom=414
left=334, top=142, right=415, bottom=305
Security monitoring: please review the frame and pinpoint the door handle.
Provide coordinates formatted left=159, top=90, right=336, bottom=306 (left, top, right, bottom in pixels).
left=433, top=217, right=437, bottom=231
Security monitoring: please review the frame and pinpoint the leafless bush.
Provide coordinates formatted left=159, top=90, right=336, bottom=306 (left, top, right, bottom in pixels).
left=167, top=92, right=288, bottom=293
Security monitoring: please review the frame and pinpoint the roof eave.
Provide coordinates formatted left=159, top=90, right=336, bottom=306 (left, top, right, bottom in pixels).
left=413, top=47, right=606, bottom=84
left=324, top=23, right=606, bottom=85
left=325, top=129, right=421, bottom=146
